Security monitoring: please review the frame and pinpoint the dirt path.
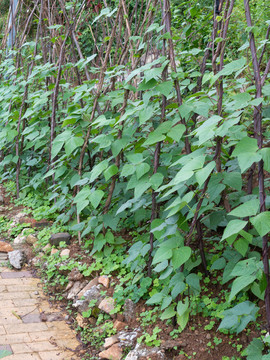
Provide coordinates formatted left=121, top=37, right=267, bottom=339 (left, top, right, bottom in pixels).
left=0, top=266, right=80, bottom=360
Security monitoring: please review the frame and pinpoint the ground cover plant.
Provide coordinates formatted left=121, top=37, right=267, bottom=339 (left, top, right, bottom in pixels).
left=0, top=0, right=270, bottom=358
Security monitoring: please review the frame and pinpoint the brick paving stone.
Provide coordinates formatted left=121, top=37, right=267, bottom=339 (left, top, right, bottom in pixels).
left=0, top=325, right=6, bottom=334
left=4, top=322, right=48, bottom=334
left=0, top=267, right=79, bottom=359
left=4, top=354, right=41, bottom=360
left=38, top=350, right=76, bottom=360
left=0, top=333, right=31, bottom=344
left=11, top=341, right=57, bottom=353
left=1, top=271, right=33, bottom=278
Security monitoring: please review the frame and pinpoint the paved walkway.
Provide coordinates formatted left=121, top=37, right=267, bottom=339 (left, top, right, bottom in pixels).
left=0, top=267, right=80, bottom=360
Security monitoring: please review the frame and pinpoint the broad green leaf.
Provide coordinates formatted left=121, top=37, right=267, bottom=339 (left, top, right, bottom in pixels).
left=234, top=237, right=249, bottom=256
left=186, top=273, right=200, bottom=294
left=126, top=153, right=144, bottom=164
left=222, top=220, right=248, bottom=241
left=161, top=295, right=172, bottom=310
left=171, top=281, right=186, bottom=299
left=223, top=172, right=242, bottom=191
left=229, top=199, right=260, bottom=218
left=232, top=137, right=261, bottom=173
left=104, top=165, right=118, bottom=181
left=153, top=260, right=168, bottom=273
left=229, top=275, right=256, bottom=302
left=230, top=258, right=258, bottom=277
left=195, top=161, right=215, bottom=187
left=171, top=247, right=192, bottom=269
left=150, top=173, right=164, bottom=190
left=152, top=247, right=173, bottom=264
left=77, top=200, right=89, bottom=214
left=177, top=298, right=189, bottom=317
left=121, top=164, right=135, bottom=177
left=167, top=124, right=186, bottom=142
left=250, top=212, right=270, bottom=237
left=134, top=181, right=151, bottom=199
left=160, top=304, right=176, bottom=320
left=211, top=257, right=226, bottom=270
left=143, top=132, right=165, bottom=146
left=146, top=292, right=164, bottom=305
left=90, top=160, right=109, bottom=183
left=89, top=190, right=104, bottom=209
left=136, top=162, right=150, bottom=179
left=51, top=141, right=64, bottom=159
left=259, top=148, right=270, bottom=172
left=156, top=81, right=174, bottom=97
left=64, top=137, right=84, bottom=156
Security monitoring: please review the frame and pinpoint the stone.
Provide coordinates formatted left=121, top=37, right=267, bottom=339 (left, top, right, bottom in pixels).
left=104, top=335, right=119, bottom=349
left=160, top=339, right=187, bottom=349
left=60, top=249, right=70, bottom=257
left=125, top=344, right=165, bottom=360
left=0, top=241, right=14, bottom=252
left=99, top=344, right=123, bottom=360
left=0, top=195, right=4, bottom=204
left=49, top=232, right=71, bottom=247
left=113, top=320, right=127, bottom=331
left=13, top=234, right=26, bottom=245
left=51, top=248, right=59, bottom=255
left=76, top=314, right=87, bottom=328
left=26, top=234, right=38, bottom=245
left=123, top=299, right=136, bottom=323
left=73, top=285, right=102, bottom=312
left=99, top=297, right=115, bottom=315
left=43, top=243, right=51, bottom=252
left=66, top=281, right=88, bottom=300
left=206, top=333, right=211, bottom=340
left=68, top=268, right=84, bottom=282
left=118, top=331, right=138, bottom=347
left=77, top=278, right=99, bottom=299
left=8, top=250, right=26, bottom=269
left=31, top=256, right=41, bottom=266
left=98, top=275, right=110, bottom=288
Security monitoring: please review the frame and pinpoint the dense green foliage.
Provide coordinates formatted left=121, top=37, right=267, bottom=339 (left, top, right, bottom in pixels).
left=0, top=0, right=270, bottom=354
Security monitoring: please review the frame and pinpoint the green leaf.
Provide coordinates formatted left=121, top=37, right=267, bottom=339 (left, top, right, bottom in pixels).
left=234, top=237, right=249, bottom=256
left=150, top=173, right=164, bottom=190
left=156, top=81, right=174, bottom=97
left=223, top=172, right=242, bottom=191
left=90, top=160, right=109, bottom=182
left=134, top=181, right=151, bottom=199
left=104, top=165, right=118, bottom=181
left=146, top=292, right=164, bottom=305
left=51, top=141, right=64, bottom=159
left=161, top=295, right=172, bottom=310
left=232, top=137, right=261, bottom=173
left=121, top=164, right=135, bottom=177
left=77, top=200, right=89, bottom=214
left=229, top=199, right=260, bottom=218
left=259, top=148, right=270, bottom=172
left=160, top=304, right=176, bottom=320
left=152, top=248, right=173, bottom=265
left=250, top=212, right=270, bottom=237
left=211, top=257, right=226, bottom=270
left=171, top=281, right=186, bottom=299
left=222, top=220, right=248, bottom=241
left=167, top=124, right=186, bottom=142
left=229, top=275, right=256, bottom=302
left=136, top=162, right=150, bottom=179
left=171, top=247, right=192, bottom=269
left=89, top=190, right=104, bottom=209
left=64, top=136, right=84, bottom=156
left=195, top=161, right=215, bottom=187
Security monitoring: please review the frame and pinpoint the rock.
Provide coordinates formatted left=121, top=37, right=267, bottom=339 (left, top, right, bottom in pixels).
left=51, top=248, right=59, bottom=255
left=160, top=339, right=187, bottom=349
left=77, top=278, right=99, bottom=299
left=68, top=268, right=84, bottom=282
left=13, top=234, right=26, bottom=245
left=206, top=333, right=211, bottom=340
left=125, top=344, right=165, bottom=360
left=13, top=212, right=27, bottom=222
left=99, top=297, right=115, bottom=315
left=31, top=257, right=40, bottom=266
left=8, top=250, right=26, bottom=269
left=0, top=241, right=13, bottom=252
left=98, top=275, right=110, bottom=288
left=26, top=234, right=38, bottom=245
left=0, top=195, right=4, bottom=204
left=43, top=244, right=51, bottom=252
left=76, top=314, right=87, bottom=328
left=66, top=281, right=88, bottom=300
left=104, top=335, right=119, bottom=349
left=118, top=331, right=138, bottom=347
left=73, top=285, right=102, bottom=312
left=99, top=344, right=123, bottom=360
left=113, top=320, right=127, bottom=331
left=123, top=299, right=136, bottom=323
left=49, top=233, right=71, bottom=247
left=60, top=249, right=70, bottom=257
